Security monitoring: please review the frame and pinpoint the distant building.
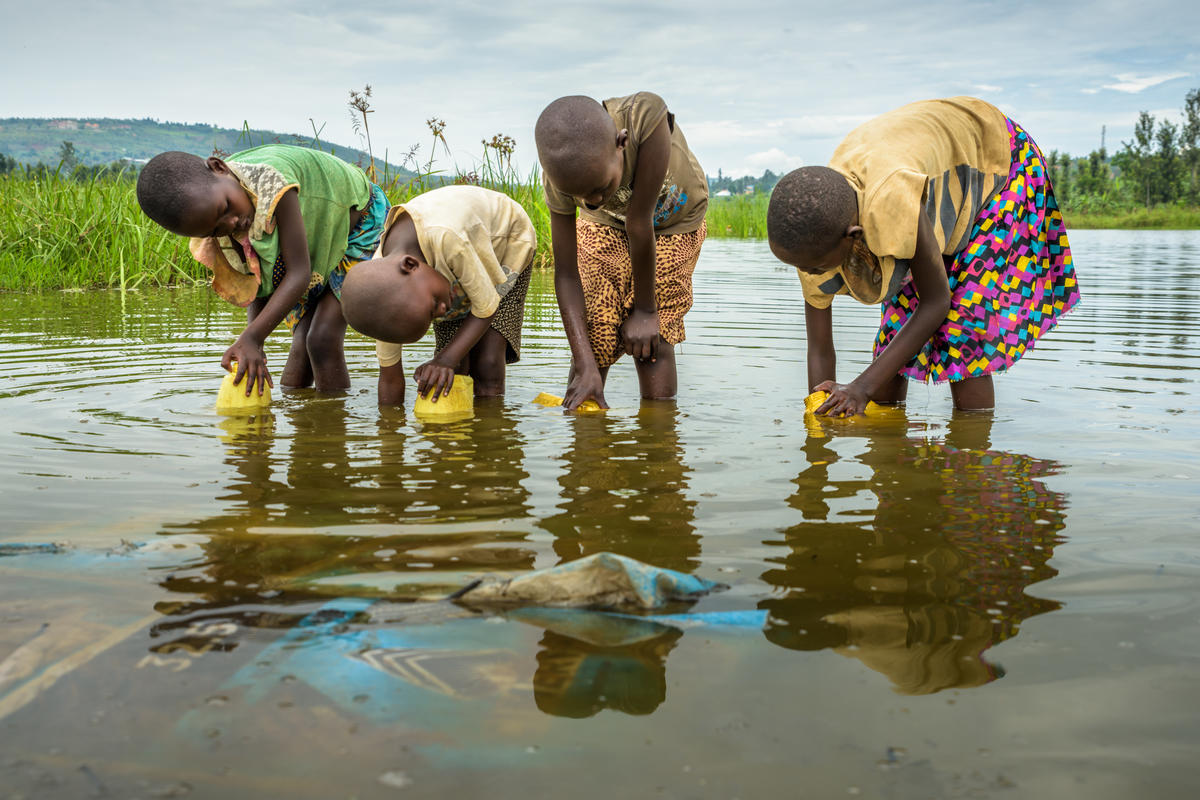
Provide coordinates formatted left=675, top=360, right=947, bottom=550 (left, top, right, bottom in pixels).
left=715, top=189, right=732, bottom=197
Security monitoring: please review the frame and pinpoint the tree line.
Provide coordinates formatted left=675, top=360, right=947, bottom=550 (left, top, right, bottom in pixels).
left=0, top=141, right=138, bottom=180
left=1047, top=88, right=1200, bottom=212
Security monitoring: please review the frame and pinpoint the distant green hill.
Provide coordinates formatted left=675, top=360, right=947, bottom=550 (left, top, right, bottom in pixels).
left=0, top=117, right=413, bottom=177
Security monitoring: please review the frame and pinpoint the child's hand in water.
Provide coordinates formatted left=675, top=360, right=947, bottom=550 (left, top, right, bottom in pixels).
left=620, top=308, right=661, bottom=362
left=414, top=357, right=456, bottom=402
left=564, top=367, right=609, bottom=411
left=814, top=380, right=868, bottom=417
left=223, top=335, right=272, bottom=396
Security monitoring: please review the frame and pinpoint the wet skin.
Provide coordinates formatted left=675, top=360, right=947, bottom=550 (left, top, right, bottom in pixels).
left=372, top=214, right=507, bottom=406
left=173, top=158, right=357, bottom=396
left=771, top=212, right=993, bottom=414
left=546, top=119, right=679, bottom=410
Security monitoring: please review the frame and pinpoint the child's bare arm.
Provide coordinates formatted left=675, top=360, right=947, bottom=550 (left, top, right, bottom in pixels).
left=222, top=189, right=310, bottom=396
left=804, top=302, right=836, bottom=391
left=551, top=210, right=608, bottom=409
left=378, top=361, right=405, bottom=406
left=414, top=314, right=494, bottom=400
left=620, top=117, right=672, bottom=363
left=817, top=212, right=949, bottom=415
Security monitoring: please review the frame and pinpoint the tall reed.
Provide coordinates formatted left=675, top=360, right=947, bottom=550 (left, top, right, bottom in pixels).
left=706, top=193, right=768, bottom=238
left=0, top=169, right=202, bottom=291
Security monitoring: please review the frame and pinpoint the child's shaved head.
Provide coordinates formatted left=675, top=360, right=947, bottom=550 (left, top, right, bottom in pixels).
left=534, top=95, right=618, bottom=178
left=341, top=258, right=432, bottom=344
left=136, top=151, right=219, bottom=232
left=767, top=167, right=858, bottom=257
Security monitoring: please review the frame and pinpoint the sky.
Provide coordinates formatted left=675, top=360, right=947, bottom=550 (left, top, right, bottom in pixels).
left=4, top=0, right=1199, bottom=178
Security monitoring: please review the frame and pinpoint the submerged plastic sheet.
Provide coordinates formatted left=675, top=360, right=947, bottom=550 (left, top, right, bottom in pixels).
left=455, top=552, right=724, bottom=610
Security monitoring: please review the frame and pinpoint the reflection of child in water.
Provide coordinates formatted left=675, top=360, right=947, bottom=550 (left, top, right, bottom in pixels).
left=533, top=627, right=681, bottom=718
left=541, top=405, right=699, bottom=573
left=761, top=419, right=1066, bottom=694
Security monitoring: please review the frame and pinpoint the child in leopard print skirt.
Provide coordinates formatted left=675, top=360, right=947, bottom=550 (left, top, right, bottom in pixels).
left=535, top=92, right=708, bottom=410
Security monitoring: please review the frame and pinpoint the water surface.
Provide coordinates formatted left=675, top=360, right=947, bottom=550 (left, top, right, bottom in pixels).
left=2, top=231, right=1198, bottom=798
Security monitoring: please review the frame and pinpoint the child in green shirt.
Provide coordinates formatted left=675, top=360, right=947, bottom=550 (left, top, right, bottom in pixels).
left=137, top=144, right=389, bottom=395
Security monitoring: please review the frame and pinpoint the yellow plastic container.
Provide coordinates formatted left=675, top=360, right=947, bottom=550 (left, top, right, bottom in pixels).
left=414, top=375, right=474, bottom=421
left=804, top=390, right=893, bottom=417
left=803, top=391, right=904, bottom=438
left=216, top=362, right=272, bottom=413
left=532, top=392, right=603, bottom=412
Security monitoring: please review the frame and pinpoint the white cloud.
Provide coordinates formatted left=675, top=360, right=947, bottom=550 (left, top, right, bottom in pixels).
left=1101, top=72, right=1189, bottom=93
left=3, top=1, right=1198, bottom=175
left=722, top=148, right=805, bottom=178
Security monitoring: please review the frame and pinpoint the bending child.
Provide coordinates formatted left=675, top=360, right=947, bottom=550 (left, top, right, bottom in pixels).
left=535, top=92, right=708, bottom=410
left=340, top=185, right=536, bottom=405
left=767, top=96, right=1081, bottom=415
left=137, top=145, right=388, bottom=395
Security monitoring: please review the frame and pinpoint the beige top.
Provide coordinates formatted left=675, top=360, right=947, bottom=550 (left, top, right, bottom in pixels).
left=800, top=97, right=1012, bottom=308
left=543, top=91, right=708, bottom=235
left=374, top=185, right=537, bottom=368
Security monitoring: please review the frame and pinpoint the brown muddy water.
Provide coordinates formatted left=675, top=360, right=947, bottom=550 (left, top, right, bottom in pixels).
left=1, top=232, right=1198, bottom=798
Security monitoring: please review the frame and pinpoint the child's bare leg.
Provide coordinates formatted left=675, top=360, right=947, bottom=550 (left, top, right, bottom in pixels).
left=634, top=339, right=677, bottom=400
left=280, top=315, right=314, bottom=389
left=305, top=292, right=350, bottom=392
left=950, top=375, right=994, bottom=410
left=467, top=328, right=509, bottom=397
left=873, top=373, right=909, bottom=405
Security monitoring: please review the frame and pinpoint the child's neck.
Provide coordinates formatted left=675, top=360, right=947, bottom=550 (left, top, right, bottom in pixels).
left=384, top=213, right=428, bottom=264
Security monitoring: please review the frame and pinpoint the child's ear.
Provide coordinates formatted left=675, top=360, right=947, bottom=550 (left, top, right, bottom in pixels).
left=397, top=254, right=420, bottom=274
left=615, top=128, right=629, bottom=151
left=845, top=224, right=864, bottom=240
left=206, top=156, right=231, bottom=175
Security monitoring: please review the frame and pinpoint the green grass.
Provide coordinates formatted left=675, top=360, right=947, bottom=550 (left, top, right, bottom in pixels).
left=8, top=164, right=1194, bottom=292
left=1063, top=205, right=1200, bottom=229
left=379, top=145, right=553, bottom=268
left=0, top=170, right=203, bottom=291
left=706, top=193, right=768, bottom=238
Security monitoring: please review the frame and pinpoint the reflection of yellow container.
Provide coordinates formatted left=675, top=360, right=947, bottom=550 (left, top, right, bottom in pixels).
left=217, top=412, right=275, bottom=445
left=216, top=362, right=271, bottom=413
left=532, top=392, right=603, bottom=413
left=414, top=375, right=474, bottom=422
left=804, top=391, right=904, bottom=438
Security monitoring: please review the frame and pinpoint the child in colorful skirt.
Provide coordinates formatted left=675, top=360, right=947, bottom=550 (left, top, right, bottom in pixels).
left=137, top=144, right=388, bottom=395
left=535, top=92, right=708, bottom=410
left=767, top=97, right=1080, bottom=413
left=339, top=185, right=537, bottom=405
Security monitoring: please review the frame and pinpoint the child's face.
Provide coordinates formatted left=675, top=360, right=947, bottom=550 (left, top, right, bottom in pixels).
left=770, top=226, right=863, bottom=276
left=402, top=257, right=454, bottom=323
left=552, top=133, right=626, bottom=210
left=173, top=159, right=255, bottom=239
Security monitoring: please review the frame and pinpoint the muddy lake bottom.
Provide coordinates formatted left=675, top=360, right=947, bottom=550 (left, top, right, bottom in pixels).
left=1, top=233, right=1198, bottom=798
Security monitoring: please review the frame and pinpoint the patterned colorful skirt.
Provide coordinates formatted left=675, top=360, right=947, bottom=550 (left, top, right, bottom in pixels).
left=274, top=183, right=390, bottom=331
left=874, top=119, right=1081, bottom=382
left=576, top=218, right=707, bottom=369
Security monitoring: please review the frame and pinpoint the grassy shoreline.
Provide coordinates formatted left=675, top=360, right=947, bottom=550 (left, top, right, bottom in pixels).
left=1062, top=208, right=1200, bottom=229
left=2, top=172, right=1197, bottom=291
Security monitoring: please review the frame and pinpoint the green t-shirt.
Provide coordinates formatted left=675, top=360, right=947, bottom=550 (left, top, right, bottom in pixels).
left=229, top=145, right=371, bottom=296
